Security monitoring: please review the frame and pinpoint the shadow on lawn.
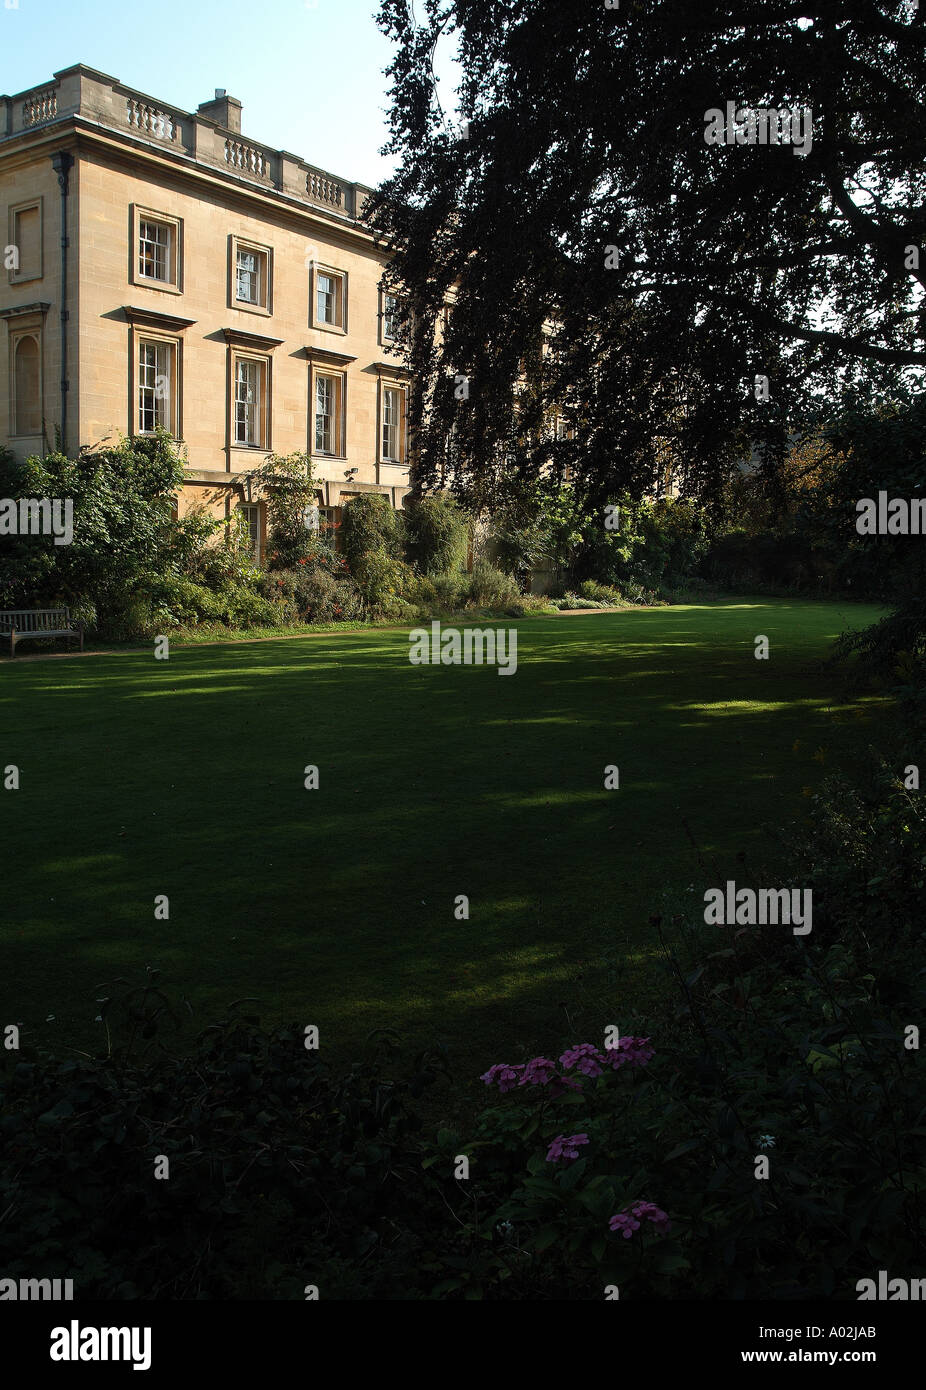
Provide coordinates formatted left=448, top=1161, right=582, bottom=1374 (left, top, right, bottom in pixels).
left=1, top=603, right=886, bottom=1072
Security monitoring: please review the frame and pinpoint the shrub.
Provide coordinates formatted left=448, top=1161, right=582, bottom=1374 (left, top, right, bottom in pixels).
left=556, top=593, right=603, bottom=610
left=94, top=593, right=160, bottom=642
left=0, top=431, right=185, bottom=625
left=434, top=742, right=926, bottom=1298
left=0, top=979, right=450, bottom=1300
left=579, top=495, right=709, bottom=596
left=419, top=570, right=470, bottom=611
left=341, top=494, right=405, bottom=570
left=259, top=566, right=364, bottom=624
left=404, top=494, right=470, bottom=574
left=579, top=579, right=622, bottom=604
left=240, top=453, right=318, bottom=570
left=217, top=585, right=282, bottom=629
left=351, top=548, right=415, bottom=618
left=130, top=574, right=224, bottom=627
left=467, top=560, right=520, bottom=609
left=503, top=595, right=559, bottom=617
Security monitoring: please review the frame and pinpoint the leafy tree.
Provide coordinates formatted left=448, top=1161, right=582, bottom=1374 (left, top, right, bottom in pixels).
left=367, top=0, right=926, bottom=511
left=0, top=431, right=185, bottom=614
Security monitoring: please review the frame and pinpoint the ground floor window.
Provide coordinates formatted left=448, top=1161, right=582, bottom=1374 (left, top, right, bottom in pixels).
left=240, top=502, right=261, bottom=563
left=319, top=505, right=343, bottom=551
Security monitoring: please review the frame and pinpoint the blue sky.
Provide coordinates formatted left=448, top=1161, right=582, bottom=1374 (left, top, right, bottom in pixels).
left=1, top=0, right=459, bottom=187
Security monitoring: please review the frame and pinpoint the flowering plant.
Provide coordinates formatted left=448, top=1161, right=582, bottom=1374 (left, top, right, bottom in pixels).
left=441, top=1037, right=685, bottom=1297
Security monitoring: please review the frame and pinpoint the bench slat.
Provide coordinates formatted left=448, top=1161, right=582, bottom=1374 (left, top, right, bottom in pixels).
left=0, top=608, right=82, bottom=657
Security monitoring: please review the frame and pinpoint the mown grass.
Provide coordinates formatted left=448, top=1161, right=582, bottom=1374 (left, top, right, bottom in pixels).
left=0, top=598, right=887, bottom=1108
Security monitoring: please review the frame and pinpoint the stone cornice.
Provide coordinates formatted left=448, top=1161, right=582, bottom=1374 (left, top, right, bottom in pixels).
left=122, top=305, right=196, bottom=331
left=222, top=327, right=284, bottom=350
left=304, top=346, right=358, bottom=366
left=0, top=301, right=51, bottom=319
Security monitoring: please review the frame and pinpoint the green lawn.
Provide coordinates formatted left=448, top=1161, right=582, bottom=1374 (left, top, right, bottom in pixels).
left=1, top=598, right=886, bottom=1087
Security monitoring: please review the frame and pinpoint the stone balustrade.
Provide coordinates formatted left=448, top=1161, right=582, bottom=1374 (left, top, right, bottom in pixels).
left=307, top=171, right=344, bottom=209
left=2, top=65, right=371, bottom=225
left=125, top=98, right=178, bottom=143
left=224, top=136, right=271, bottom=180
left=21, top=87, right=58, bottom=127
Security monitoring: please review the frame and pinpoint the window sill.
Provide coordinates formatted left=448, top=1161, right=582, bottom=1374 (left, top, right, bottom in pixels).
left=232, top=300, right=272, bottom=317
left=133, top=277, right=183, bottom=295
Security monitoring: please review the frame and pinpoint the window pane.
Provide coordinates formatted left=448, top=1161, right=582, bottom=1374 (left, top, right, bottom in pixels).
left=315, top=374, right=334, bottom=453
left=384, top=295, right=397, bottom=339
left=317, top=274, right=335, bottom=323
left=138, top=341, right=171, bottom=433
left=139, top=220, right=170, bottom=280
left=237, top=249, right=261, bottom=303
left=235, top=359, right=263, bottom=445
left=382, top=387, right=401, bottom=460
left=241, top=505, right=260, bottom=561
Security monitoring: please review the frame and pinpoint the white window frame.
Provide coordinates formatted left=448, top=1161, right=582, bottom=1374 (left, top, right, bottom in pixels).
left=311, top=366, right=346, bottom=458
left=233, top=354, right=269, bottom=448
left=380, top=289, right=405, bottom=345
left=380, top=382, right=406, bottom=465
left=136, top=335, right=178, bottom=436
left=139, top=219, right=172, bottom=284
left=230, top=236, right=272, bottom=315
left=311, top=264, right=347, bottom=333
left=131, top=207, right=182, bottom=293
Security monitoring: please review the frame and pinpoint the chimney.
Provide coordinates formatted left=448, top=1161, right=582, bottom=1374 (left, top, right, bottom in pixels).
left=197, top=88, right=242, bottom=133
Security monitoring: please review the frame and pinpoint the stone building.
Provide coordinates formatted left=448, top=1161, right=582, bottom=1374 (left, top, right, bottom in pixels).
left=0, top=64, right=412, bottom=560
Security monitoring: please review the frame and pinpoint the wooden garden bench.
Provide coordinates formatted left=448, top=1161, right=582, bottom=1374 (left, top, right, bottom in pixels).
left=0, top=608, right=84, bottom=657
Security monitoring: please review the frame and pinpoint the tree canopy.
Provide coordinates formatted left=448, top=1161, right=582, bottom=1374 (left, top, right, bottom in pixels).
left=366, top=0, right=926, bottom=511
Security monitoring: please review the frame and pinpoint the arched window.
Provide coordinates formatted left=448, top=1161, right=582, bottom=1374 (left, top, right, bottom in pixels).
left=14, top=335, right=41, bottom=435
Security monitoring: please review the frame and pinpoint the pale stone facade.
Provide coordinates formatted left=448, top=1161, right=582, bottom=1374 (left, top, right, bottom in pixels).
left=0, top=65, right=412, bottom=559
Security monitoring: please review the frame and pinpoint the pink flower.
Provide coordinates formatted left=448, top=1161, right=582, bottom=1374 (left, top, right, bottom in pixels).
left=604, top=1036, right=655, bottom=1069
left=629, top=1201, right=671, bottom=1233
left=518, top=1057, right=558, bottom=1087
left=546, top=1133, right=590, bottom=1163
left=559, top=1043, right=606, bottom=1077
left=609, top=1202, right=671, bottom=1238
left=480, top=1063, right=523, bottom=1093
left=609, top=1211, right=641, bottom=1239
